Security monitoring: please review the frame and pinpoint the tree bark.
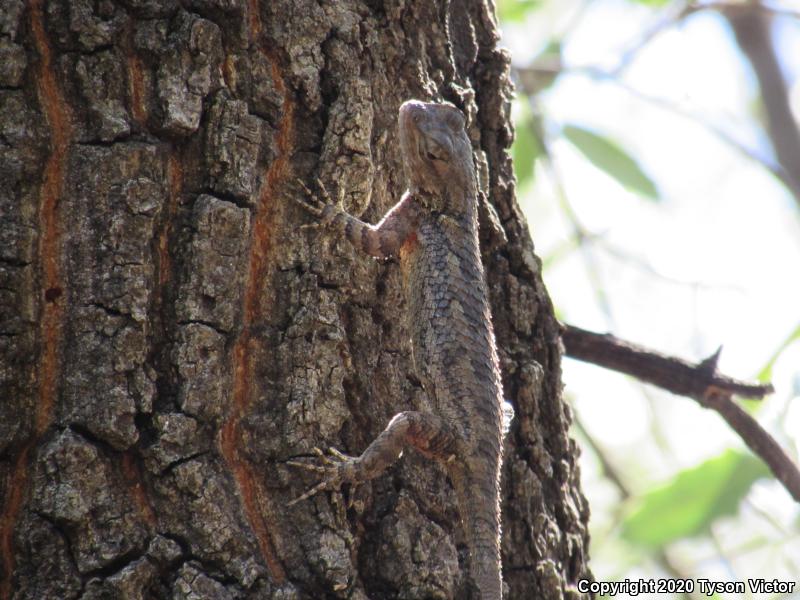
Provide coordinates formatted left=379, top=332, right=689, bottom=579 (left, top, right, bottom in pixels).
left=0, top=1, right=590, bottom=598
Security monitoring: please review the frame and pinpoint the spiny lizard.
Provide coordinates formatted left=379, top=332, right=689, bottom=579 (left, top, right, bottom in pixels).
left=291, top=99, right=507, bottom=599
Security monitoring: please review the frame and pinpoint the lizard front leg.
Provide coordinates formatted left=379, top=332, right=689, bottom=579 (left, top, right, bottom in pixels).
left=287, top=411, right=458, bottom=506
left=294, top=180, right=419, bottom=259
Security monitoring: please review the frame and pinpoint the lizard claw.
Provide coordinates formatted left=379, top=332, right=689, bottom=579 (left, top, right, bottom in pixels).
left=293, top=178, right=344, bottom=229
left=330, top=179, right=346, bottom=212
left=326, top=446, right=349, bottom=462
left=293, top=178, right=325, bottom=218
left=286, top=447, right=334, bottom=473
left=314, top=178, right=335, bottom=206
left=298, top=221, right=321, bottom=231
left=286, top=446, right=358, bottom=507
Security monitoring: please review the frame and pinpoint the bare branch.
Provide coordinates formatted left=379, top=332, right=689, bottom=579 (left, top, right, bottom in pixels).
left=692, top=2, right=800, bottom=21
left=725, top=5, right=800, bottom=210
left=561, top=323, right=773, bottom=400
left=702, top=391, right=800, bottom=503
left=561, top=323, right=800, bottom=503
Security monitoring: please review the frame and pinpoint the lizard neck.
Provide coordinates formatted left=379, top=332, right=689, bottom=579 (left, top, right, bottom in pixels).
left=413, top=183, right=478, bottom=224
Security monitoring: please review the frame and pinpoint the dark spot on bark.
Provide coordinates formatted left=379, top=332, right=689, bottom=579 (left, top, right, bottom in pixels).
left=44, top=287, right=62, bottom=303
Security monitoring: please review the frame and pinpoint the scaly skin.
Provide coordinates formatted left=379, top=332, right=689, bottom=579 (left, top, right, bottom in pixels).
left=291, top=100, right=505, bottom=599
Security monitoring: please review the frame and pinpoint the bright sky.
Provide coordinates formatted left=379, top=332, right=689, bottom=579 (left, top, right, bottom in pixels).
left=501, top=0, right=800, bottom=590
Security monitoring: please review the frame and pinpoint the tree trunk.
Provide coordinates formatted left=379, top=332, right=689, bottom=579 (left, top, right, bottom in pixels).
left=0, top=1, right=590, bottom=598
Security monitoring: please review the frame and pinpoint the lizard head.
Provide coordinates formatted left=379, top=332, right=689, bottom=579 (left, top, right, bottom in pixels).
left=398, top=100, right=476, bottom=203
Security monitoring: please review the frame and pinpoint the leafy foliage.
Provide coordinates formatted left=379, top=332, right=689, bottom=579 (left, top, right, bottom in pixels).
left=563, top=124, right=659, bottom=200
left=497, top=0, right=544, bottom=23
left=511, top=102, right=543, bottom=188
left=621, top=450, right=770, bottom=547
left=757, top=321, right=800, bottom=383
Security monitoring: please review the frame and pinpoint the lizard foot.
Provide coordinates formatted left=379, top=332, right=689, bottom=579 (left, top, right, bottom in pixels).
left=293, top=179, right=345, bottom=230
left=286, top=446, right=360, bottom=507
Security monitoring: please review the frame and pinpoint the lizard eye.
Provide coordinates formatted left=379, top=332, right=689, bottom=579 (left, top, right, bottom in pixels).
left=424, top=140, right=450, bottom=162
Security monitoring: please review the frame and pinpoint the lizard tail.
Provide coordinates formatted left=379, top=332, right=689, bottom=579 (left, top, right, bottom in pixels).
left=454, top=465, right=504, bottom=599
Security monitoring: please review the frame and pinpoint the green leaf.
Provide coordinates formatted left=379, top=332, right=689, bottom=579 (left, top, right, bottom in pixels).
left=512, top=104, right=542, bottom=189
left=621, top=450, right=769, bottom=547
left=757, top=321, right=800, bottom=382
left=563, top=124, right=659, bottom=200
left=626, top=0, right=671, bottom=5
left=497, top=0, right=544, bottom=23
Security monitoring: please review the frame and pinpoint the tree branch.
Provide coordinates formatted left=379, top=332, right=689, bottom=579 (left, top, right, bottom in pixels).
left=561, top=323, right=800, bottom=503
left=702, top=391, right=800, bottom=502
left=726, top=4, right=800, bottom=210
left=695, top=2, right=800, bottom=22
left=561, top=324, right=773, bottom=400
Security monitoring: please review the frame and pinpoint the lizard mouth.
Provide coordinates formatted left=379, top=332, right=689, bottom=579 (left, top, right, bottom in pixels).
left=402, top=119, right=426, bottom=166
left=414, top=137, right=426, bottom=163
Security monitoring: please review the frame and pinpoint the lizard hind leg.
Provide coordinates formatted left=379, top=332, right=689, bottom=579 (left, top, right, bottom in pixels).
left=286, top=411, right=459, bottom=507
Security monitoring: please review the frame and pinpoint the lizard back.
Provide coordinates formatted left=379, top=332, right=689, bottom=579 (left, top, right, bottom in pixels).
left=400, top=211, right=503, bottom=450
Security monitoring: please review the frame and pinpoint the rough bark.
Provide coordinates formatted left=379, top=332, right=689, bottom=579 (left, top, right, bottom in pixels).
left=0, top=1, right=590, bottom=598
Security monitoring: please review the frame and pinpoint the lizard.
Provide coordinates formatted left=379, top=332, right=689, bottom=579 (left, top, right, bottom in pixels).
left=290, top=99, right=507, bottom=600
